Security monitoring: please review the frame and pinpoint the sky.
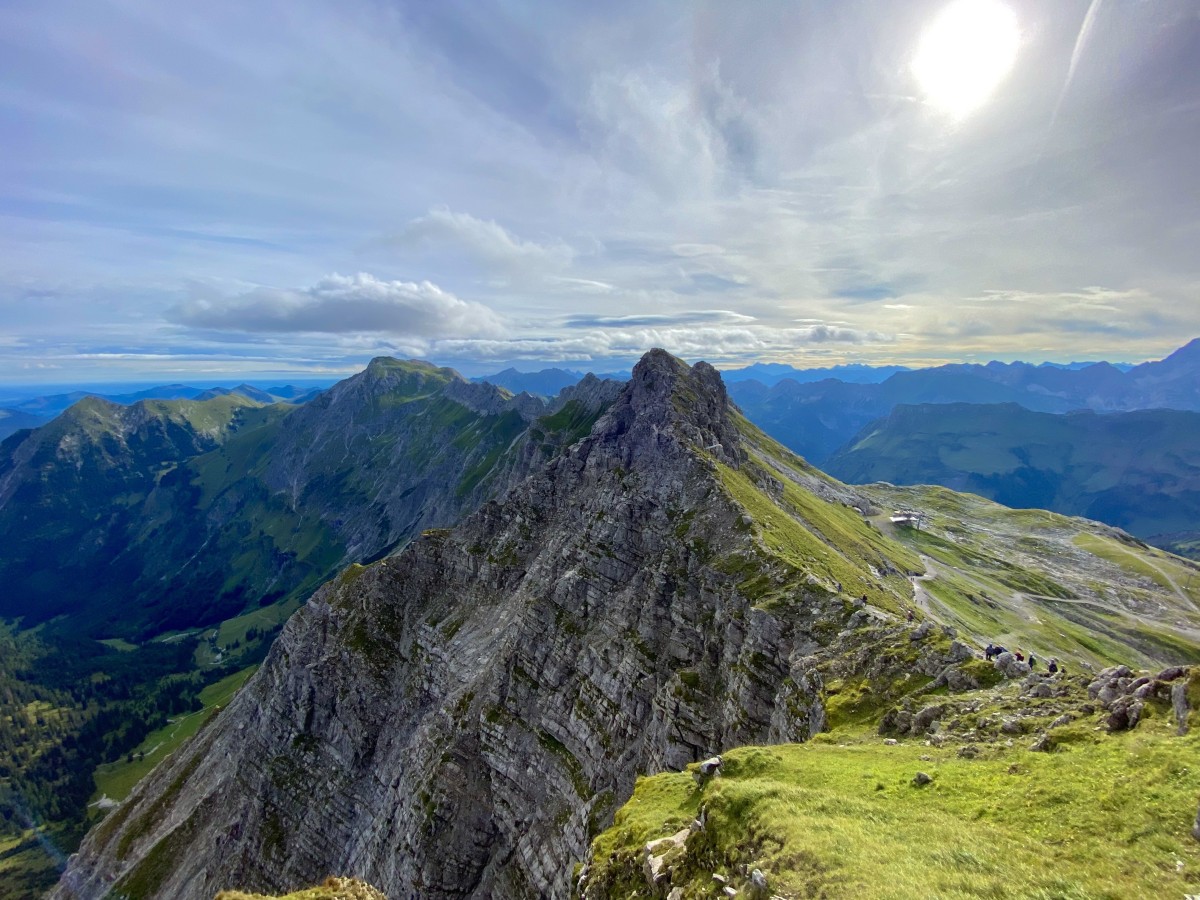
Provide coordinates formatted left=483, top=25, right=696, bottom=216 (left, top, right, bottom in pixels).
left=1, top=0, right=1198, bottom=383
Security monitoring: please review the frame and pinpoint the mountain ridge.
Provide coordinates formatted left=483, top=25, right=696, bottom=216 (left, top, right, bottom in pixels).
left=51, top=350, right=1200, bottom=899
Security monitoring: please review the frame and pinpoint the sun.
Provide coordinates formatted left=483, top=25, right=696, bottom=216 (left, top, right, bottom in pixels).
left=912, top=0, right=1020, bottom=118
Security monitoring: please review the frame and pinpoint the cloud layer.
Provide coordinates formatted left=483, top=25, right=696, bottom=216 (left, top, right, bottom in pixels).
left=1, top=0, right=1197, bottom=381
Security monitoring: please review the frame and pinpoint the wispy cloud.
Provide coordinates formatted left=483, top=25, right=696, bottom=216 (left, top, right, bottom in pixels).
left=388, top=207, right=573, bottom=276
left=0, top=0, right=1197, bottom=381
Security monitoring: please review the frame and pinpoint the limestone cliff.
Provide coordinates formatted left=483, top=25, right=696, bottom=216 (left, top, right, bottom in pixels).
left=53, top=351, right=933, bottom=899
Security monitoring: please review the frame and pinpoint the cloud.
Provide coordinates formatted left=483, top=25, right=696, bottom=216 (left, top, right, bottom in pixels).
left=169, top=273, right=505, bottom=337
left=390, top=208, right=572, bottom=274
left=562, top=310, right=755, bottom=329
left=2, top=1, right=1197, bottom=382
left=432, top=320, right=891, bottom=364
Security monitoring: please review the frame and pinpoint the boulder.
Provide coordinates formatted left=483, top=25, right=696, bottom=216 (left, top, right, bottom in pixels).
left=878, top=708, right=913, bottom=735
left=1029, top=733, right=1052, bottom=753
left=1105, top=697, right=1143, bottom=732
left=698, top=756, right=723, bottom=777
left=935, top=664, right=978, bottom=692
left=750, top=868, right=770, bottom=898
left=947, top=641, right=975, bottom=662
left=910, top=622, right=935, bottom=642
left=912, top=771, right=932, bottom=787
left=643, top=828, right=690, bottom=891
left=913, top=704, right=947, bottom=733
left=994, top=652, right=1030, bottom=679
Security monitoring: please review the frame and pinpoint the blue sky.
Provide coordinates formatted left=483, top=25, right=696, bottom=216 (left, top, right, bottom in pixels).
left=1, top=0, right=1198, bottom=382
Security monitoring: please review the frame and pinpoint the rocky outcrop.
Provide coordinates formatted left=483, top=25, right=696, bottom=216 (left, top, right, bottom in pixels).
left=993, top=652, right=1031, bottom=680
left=1087, top=664, right=1193, bottom=732
left=55, top=351, right=871, bottom=900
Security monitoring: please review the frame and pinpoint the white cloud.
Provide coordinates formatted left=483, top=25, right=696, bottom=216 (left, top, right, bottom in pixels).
left=169, top=272, right=506, bottom=338
left=431, top=320, right=891, bottom=364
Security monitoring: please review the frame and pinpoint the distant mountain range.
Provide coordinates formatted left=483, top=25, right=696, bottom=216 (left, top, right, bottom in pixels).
left=0, top=383, right=329, bottom=442
left=729, top=337, right=1200, bottom=465
left=0, top=360, right=621, bottom=640
left=719, top=361, right=911, bottom=386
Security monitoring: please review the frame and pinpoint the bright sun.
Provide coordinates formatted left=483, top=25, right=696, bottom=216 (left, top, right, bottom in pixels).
left=913, top=0, right=1020, bottom=118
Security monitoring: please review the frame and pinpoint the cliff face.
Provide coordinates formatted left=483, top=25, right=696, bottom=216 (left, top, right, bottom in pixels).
left=54, top=351, right=924, bottom=899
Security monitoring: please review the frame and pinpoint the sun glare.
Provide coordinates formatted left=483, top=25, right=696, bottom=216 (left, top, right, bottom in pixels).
left=913, top=0, right=1020, bottom=118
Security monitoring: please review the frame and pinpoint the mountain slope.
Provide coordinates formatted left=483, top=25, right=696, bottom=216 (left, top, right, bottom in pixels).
left=52, top=351, right=1200, bottom=900
left=0, top=360, right=619, bottom=639
left=825, top=403, right=1200, bottom=543
left=0, top=393, right=270, bottom=627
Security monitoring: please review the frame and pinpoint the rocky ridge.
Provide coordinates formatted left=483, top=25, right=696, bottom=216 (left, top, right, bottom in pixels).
left=53, top=350, right=938, bottom=899
left=50, top=350, right=1200, bottom=899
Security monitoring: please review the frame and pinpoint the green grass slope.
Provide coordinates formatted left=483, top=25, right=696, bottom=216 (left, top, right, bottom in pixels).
left=826, top=403, right=1200, bottom=546
left=863, top=484, right=1200, bottom=671
left=584, top=703, right=1200, bottom=899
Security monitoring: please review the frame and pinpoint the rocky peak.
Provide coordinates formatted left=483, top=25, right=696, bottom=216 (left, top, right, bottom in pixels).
left=548, top=373, right=625, bottom=415
left=586, top=349, right=745, bottom=470
left=442, top=378, right=547, bottom=421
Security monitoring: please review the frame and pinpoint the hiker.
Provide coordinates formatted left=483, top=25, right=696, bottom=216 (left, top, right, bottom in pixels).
left=906, top=609, right=915, bottom=622
left=1028, top=655, right=1036, bottom=670
left=984, top=643, right=996, bottom=660
left=1014, top=651, right=1024, bottom=662
left=1048, top=659, right=1058, bottom=675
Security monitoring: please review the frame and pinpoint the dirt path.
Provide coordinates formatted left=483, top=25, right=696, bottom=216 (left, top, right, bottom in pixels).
left=1098, top=539, right=1197, bottom=610
left=910, top=555, right=951, bottom=626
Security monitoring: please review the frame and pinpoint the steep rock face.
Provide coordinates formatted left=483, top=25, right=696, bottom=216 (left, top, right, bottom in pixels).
left=53, top=351, right=911, bottom=899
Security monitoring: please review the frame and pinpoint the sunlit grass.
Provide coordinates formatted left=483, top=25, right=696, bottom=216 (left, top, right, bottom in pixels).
left=91, top=666, right=257, bottom=805
left=587, top=723, right=1200, bottom=898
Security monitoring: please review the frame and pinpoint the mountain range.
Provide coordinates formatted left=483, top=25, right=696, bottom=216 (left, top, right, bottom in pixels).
left=0, top=360, right=624, bottom=893
left=45, top=351, right=1200, bottom=899
left=728, top=337, right=1200, bottom=465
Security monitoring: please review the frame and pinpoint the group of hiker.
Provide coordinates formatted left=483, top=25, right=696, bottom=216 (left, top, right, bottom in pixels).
left=984, top=643, right=1061, bottom=674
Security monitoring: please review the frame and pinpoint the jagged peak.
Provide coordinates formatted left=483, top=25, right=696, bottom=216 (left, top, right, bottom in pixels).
left=586, top=349, right=745, bottom=467
left=442, top=378, right=547, bottom=421
left=548, top=372, right=625, bottom=415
